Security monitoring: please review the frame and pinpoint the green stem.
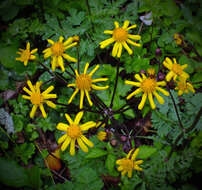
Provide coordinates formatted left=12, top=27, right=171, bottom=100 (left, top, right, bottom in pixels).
left=85, top=0, right=95, bottom=33
left=110, top=61, right=120, bottom=108
left=169, top=89, right=185, bottom=132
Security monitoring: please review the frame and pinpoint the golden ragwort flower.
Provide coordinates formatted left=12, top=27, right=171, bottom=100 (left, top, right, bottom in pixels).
left=116, top=148, right=143, bottom=178
left=173, top=33, right=183, bottom=45
left=175, top=77, right=195, bottom=96
left=163, top=57, right=189, bottom=82
left=56, top=111, right=96, bottom=156
left=22, top=80, right=57, bottom=118
left=16, top=42, right=38, bottom=66
left=43, top=36, right=77, bottom=72
left=125, top=73, right=169, bottom=110
left=67, top=62, right=109, bottom=109
left=97, top=131, right=107, bottom=141
left=99, top=20, right=141, bottom=58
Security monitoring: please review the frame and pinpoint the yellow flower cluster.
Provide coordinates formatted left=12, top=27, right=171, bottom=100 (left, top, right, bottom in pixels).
left=116, top=148, right=143, bottom=178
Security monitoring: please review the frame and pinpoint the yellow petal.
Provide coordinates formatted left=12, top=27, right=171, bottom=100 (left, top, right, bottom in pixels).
left=58, top=134, right=67, bottom=144
left=85, top=90, right=93, bottom=106
left=65, top=113, right=73, bottom=124
left=156, top=81, right=166, bottom=86
left=80, top=135, right=93, bottom=147
left=58, top=56, right=65, bottom=72
left=23, top=87, right=32, bottom=95
left=166, top=71, right=174, bottom=81
left=62, top=53, right=77, bottom=63
left=42, top=86, right=54, bottom=95
left=70, top=139, right=76, bottom=156
left=63, top=37, right=73, bottom=46
left=89, top=65, right=99, bottom=76
left=156, top=87, right=169, bottom=96
left=84, top=62, right=89, bottom=74
left=125, top=80, right=141, bottom=87
left=39, top=104, right=47, bottom=118
left=80, top=121, right=96, bottom=131
left=112, top=42, right=119, bottom=57
left=51, top=56, right=57, bottom=71
left=74, top=111, right=83, bottom=125
left=104, top=30, right=113, bottom=34
left=114, top=21, right=119, bottom=28
left=43, top=94, right=57, bottom=99
left=128, top=34, right=141, bottom=40
left=22, top=95, right=30, bottom=100
left=31, top=48, right=38, bottom=54
left=134, top=74, right=143, bottom=82
left=138, top=93, right=147, bottom=110
left=127, top=24, right=137, bottom=30
left=92, top=84, right=109, bottom=90
left=64, top=42, right=77, bottom=50
left=47, top=39, right=55, bottom=45
left=80, top=90, right=84, bottom=109
left=122, top=20, right=130, bottom=29
left=127, top=149, right=134, bottom=159
left=44, top=50, right=52, bottom=59
left=68, top=89, right=79, bottom=104
left=148, top=93, right=155, bottom=109
left=117, top=43, right=123, bottom=58
left=100, top=38, right=115, bottom=49
left=92, top=78, right=108, bottom=83
left=77, top=138, right=88, bottom=152
left=27, top=80, right=35, bottom=92
left=59, top=36, right=64, bottom=42
left=126, top=39, right=141, bottom=47
left=128, top=170, right=133, bottom=178
left=61, top=136, right=71, bottom=151
left=30, top=105, right=38, bottom=118
left=57, top=123, right=69, bottom=131
left=131, top=148, right=139, bottom=160
left=26, top=42, right=30, bottom=50
left=126, top=88, right=142, bottom=100
left=153, top=91, right=164, bottom=104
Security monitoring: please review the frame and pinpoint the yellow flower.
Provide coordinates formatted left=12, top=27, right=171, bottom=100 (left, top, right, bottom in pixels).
left=163, top=57, right=189, bottom=81
left=56, top=111, right=96, bottom=156
left=175, top=78, right=195, bottom=96
left=22, top=80, right=57, bottom=118
left=173, top=33, right=183, bottom=45
left=125, top=74, right=169, bottom=110
left=99, top=20, right=141, bottom=58
left=16, top=42, right=38, bottom=66
left=116, top=148, right=143, bottom=178
left=67, top=62, right=109, bottom=109
left=147, top=68, right=156, bottom=78
left=97, top=131, right=107, bottom=141
left=43, top=36, right=77, bottom=72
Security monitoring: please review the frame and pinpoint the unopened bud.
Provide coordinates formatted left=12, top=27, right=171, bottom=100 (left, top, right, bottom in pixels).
left=155, top=48, right=162, bottom=57
left=110, top=139, right=117, bottom=147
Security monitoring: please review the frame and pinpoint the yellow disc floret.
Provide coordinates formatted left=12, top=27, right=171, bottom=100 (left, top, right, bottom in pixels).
left=30, top=92, right=43, bottom=105
left=141, top=78, right=156, bottom=93
left=67, top=124, right=82, bottom=139
left=51, top=42, right=64, bottom=56
left=113, top=28, right=128, bottom=42
left=76, top=74, right=92, bottom=91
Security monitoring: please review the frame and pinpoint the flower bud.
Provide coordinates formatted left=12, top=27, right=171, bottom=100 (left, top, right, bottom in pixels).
left=155, top=48, right=162, bottom=57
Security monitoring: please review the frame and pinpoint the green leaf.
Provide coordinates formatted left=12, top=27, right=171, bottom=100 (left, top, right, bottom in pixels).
left=26, top=166, right=42, bottom=189
left=137, top=145, right=157, bottom=159
left=0, top=43, right=19, bottom=69
left=105, top=154, right=119, bottom=176
left=0, top=157, right=29, bottom=187
left=14, top=143, right=35, bottom=165
left=85, top=148, right=107, bottom=159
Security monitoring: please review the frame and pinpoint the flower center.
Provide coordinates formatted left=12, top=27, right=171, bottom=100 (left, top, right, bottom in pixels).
left=177, top=81, right=187, bottom=90
left=51, top=42, right=64, bottom=56
left=172, top=63, right=183, bottom=75
left=30, top=92, right=43, bottom=105
left=113, top=28, right=128, bottom=42
left=141, top=78, right=157, bottom=93
left=67, top=124, right=82, bottom=139
left=21, top=50, right=30, bottom=61
left=122, top=159, right=134, bottom=171
left=76, top=74, right=92, bottom=91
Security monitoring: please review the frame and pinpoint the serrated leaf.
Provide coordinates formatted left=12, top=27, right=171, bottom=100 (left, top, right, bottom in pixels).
left=85, top=148, right=107, bottom=159
left=136, top=145, right=156, bottom=159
